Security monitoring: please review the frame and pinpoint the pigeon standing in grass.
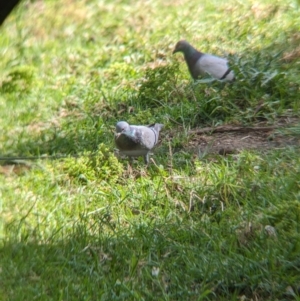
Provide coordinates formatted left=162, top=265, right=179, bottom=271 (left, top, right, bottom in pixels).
left=173, top=40, right=235, bottom=81
left=115, top=121, right=163, bottom=164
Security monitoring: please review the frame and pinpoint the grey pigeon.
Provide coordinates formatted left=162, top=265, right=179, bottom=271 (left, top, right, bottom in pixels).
left=173, top=40, right=235, bottom=81
left=115, top=121, right=163, bottom=164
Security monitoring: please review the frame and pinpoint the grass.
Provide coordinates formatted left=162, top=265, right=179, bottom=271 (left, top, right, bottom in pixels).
left=0, top=0, right=300, bottom=300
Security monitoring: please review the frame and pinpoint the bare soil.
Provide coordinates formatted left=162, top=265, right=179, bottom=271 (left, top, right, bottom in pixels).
left=187, top=117, right=300, bottom=155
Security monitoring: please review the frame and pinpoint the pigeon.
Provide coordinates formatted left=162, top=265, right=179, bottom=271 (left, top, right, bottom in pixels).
left=173, top=40, right=235, bottom=81
left=115, top=121, right=163, bottom=164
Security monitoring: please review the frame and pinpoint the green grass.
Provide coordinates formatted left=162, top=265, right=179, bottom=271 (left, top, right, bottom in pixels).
left=1, top=0, right=300, bottom=300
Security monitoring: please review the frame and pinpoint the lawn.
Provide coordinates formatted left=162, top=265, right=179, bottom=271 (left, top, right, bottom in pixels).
left=0, top=0, right=300, bottom=300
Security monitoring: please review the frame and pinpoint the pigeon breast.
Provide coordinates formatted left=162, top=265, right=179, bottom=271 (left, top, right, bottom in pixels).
left=115, top=126, right=157, bottom=156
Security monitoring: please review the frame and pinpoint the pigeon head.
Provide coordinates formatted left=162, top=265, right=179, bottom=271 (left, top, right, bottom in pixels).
left=173, top=40, right=194, bottom=55
left=116, top=121, right=130, bottom=133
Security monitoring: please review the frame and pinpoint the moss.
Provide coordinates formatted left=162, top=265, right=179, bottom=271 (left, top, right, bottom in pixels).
left=1, top=66, right=35, bottom=94
left=62, top=143, right=123, bottom=184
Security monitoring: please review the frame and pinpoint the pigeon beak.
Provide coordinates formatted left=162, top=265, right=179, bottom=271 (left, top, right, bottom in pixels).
left=172, top=48, right=178, bottom=54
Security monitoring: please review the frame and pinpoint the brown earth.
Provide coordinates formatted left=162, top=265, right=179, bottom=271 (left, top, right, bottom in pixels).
left=186, top=117, right=300, bottom=155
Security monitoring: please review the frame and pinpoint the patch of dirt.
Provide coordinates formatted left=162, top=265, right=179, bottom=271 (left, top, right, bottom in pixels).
left=282, top=46, right=300, bottom=63
left=0, top=162, right=33, bottom=176
left=187, top=117, right=300, bottom=155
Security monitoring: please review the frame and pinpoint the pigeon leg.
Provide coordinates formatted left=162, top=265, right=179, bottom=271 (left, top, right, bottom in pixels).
left=127, top=156, right=133, bottom=174
left=144, top=153, right=150, bottom=165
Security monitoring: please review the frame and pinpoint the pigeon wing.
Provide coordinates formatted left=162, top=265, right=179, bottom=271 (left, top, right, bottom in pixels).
left=139, top=127, right=157, bottom=149
left=197, top=54, right=231, bottom=80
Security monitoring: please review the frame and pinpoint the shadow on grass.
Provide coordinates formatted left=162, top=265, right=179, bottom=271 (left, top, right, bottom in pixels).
left=1, top=215, right=300, bottom=301
left=1, top=30, right=300, bottom=159
left=0, top=114, right=116, bottom=158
